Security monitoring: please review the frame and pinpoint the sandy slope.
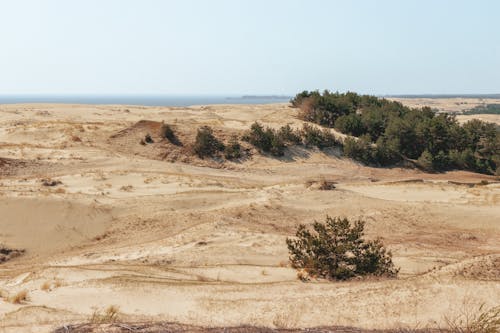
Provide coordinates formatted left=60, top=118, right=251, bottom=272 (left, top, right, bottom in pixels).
left=0, top=102, right=499, bottom=332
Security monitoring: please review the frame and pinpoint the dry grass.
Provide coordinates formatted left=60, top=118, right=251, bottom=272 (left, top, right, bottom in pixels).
left=8, top=289, right=28, bottom=304
left=278, top=260, right=288, bottom=268
left=41, top=281, right=51, bottom=291
left=89, top=305, right=120, bottom=324
left=120, top=185, right=134, bottom=192
left=296, top=269, right=310, bottom=282
left=318, top=179, right=336, bottom=190
left=444, top=303, right=500, bottom=333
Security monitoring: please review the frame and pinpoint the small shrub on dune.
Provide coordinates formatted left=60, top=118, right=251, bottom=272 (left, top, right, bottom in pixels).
left=224, top=135, right=242, bottom=160
left=243, top=122, right=286, bottom=157
left=301, top=124, right=338, bottom=149
left=160, top=122, right=181, bottom=145
left=193, top=126, right=225, bottom=158
left=144, top=133, right=154, bottom=144
left=343, top=135, right=377, bottom=164
left=286, top=215, right=398, bottom=281
left=90, top=305, right=120, bottom=324
left=278, top=124, right=302, bottom=145
left=445, top=303, right=500, bottom=333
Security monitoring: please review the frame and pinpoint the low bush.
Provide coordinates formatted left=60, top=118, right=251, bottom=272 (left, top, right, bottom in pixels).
left=301, top=124, right=338, bottom=149
left=286, top=215, right=398, bottom=280
left=193, top=126, right=225, bottom=158
left=224, top=135, right=242, bottom=160
left=144, top=133, right=154, bottom=144
left=335, top=113, right=365, bottom=137
left=243, top=122, right=286, bottom=157
left=278, top=124, right=302, bottom=145
left=160, top=123, right=181, bottom=145
left=89, top=305, right=120, bottom=324
left=343, top=136, right=376, bottom=164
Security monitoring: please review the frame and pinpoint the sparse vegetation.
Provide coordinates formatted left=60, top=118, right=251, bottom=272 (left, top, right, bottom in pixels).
left=89, top=305, right=120, bottom=324
left=300, top=124, right=339, bottom=149
left=243, top=122, right=285, bottom=156
left=444, top=303, right=500, bottom=333
left=278, top=124, right=302, bottom=145
left=0, top=245, right=24, bottom=263
left=160, top=122, right=181, bottom=145
left=224, top=135, right=242, bottom=160
left=193, top=126, right=225, bottom=158
left=292, top=90, right=500, bottom=174
left=463, top=103, right=500, bottom=115
left=318, top=179, right=336, bottom=190
left=41, top=281, right=51, bottom=291
left=8, top=289, right=29, bottom=304
left=41, top=178, right=63, bottom=187
left=144, top=133, right=154, bottom=144
left=286, top=216, right=398, bottom=280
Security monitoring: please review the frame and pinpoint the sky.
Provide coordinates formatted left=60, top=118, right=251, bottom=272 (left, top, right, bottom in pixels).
left=0, top=0, right=499, bottom=95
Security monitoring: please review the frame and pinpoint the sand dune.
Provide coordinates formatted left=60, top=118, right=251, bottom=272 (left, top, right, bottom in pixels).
left=0, top=102, right=498, bottom=332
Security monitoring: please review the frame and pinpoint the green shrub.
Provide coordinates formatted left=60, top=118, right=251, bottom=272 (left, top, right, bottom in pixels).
left=335, top=113, right=365, bottom=137
left=224, top=135, right=242, bottom=160
left=301, top=124, right=338, bottom=149
left=193, top=126, right=225, bottom=158
left=343, top=136, right=376, bottom=164
left=243, top=122, right=286, bottom=157
left=432, top=150, right=452, bottom=170
left=269, top=135, right=285, bottom=156
left=286, top=216, right=398, bottom=280
left=417, top=150, right=434, bottom=171
left=278, top=124, right=302, bottom=145
left=291, top=90, right=500, bottom=175
left=373, top=137, right=401, bottom=166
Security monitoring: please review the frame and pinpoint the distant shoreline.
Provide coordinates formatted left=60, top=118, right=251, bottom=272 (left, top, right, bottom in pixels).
left=0, top=95, right=291, bottom=107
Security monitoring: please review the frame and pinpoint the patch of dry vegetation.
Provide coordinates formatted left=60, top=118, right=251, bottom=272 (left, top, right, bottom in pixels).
left=444, top=303, right=500, bottom=333
left=0, top=245, right=25, bottom=263
left=89, top=305, right=120, bottom=324
left=8, top=289, right=29, bottom=304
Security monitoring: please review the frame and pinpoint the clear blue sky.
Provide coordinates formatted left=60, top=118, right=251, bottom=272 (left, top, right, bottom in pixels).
left=0, top=0, right=498, bottom=95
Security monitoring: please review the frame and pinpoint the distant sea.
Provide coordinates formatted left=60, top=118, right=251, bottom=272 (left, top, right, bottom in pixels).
left=0, top=95, right=292, bottom=107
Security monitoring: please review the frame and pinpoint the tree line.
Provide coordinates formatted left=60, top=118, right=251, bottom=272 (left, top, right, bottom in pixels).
left=292, top=90, right=500, bottom=175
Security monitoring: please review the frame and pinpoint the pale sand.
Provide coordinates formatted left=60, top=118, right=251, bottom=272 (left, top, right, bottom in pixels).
left=389, top=97, right=500, bottom=125
left=0, top=102, right=498, bottom=332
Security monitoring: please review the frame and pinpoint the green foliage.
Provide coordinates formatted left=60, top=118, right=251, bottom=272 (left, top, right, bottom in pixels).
left=417, top=150, right=434, bottom=171
left=224, top=135, right=242, bottom=160
left=301, top=124, right=339, bottom=149
left=243, top=122, right=286, bottom=157
left=286, top=216, right=399, bottom=280
left=343, top=136, right=376, bottom=165
left=292, top=90, right=500, bottom=174
left=278, top=124, right=302, bottom=145
left=335, top=113, right=365, bottom=137
left=463, top=103, right=500, bottom=115
left=193, top=126, right=225, bottom=158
